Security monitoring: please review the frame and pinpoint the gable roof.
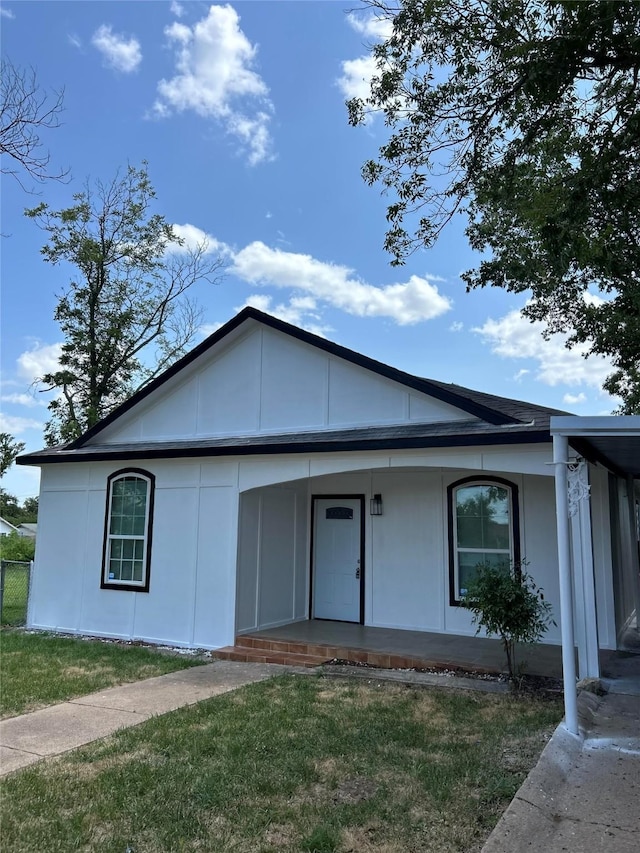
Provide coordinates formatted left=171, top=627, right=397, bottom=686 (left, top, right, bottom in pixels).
left=423, top=378, right=563, bottom=426
left=71, top=307, right=523, bottom=447
left=17, top=307, right=568, bottom=466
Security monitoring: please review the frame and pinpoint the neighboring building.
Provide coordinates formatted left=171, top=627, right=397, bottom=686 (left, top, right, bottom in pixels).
left=0, top=517, right=19, bottom=537
left=17, top=523, right=37, bottom=539
left=16, top=308, right=640, bottom=693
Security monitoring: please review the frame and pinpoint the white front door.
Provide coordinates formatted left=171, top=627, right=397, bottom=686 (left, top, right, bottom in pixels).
left=312, top=497, right=362, bottom=622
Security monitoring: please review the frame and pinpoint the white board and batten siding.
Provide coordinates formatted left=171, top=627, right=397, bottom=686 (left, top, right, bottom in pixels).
left=302, top=468, right=563, bottom=644
left=30, top=461, right=240, bottom=649
left=27, top=316, right=617, bottom=653
left=30, top=448, right=618, bottom=650
left=235, top=483, right=308, bottom=635
left=93, top=323, right=474, bottom=446
left=27, top=447, right=543, bottom=648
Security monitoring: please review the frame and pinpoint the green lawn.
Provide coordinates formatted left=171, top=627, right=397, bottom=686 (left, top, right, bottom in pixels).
left=0, top=675, right=563, bottom=852
left=1, top=564, right=30, bottom=626
left=0, top=630, right=204, bottom=718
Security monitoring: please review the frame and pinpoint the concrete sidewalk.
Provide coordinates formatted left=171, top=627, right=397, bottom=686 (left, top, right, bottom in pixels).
left=0, top=660, right=294, bottom=776
left=482, top=687, right=640, bottom=852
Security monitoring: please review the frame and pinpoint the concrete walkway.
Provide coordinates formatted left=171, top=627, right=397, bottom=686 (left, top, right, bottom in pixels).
left=482, top=686, right=640, bottom=852
left=0, top=660, right=292, bottom=776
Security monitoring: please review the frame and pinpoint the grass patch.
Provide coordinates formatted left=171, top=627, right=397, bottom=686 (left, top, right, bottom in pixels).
left=0, top=675, right=563, bottom=852
left=1, top=564, right=30, bottom=626
left=0, top=630, right=203, bottom=718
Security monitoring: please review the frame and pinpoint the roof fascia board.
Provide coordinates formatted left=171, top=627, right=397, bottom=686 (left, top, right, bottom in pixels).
left=18, top=429, right=551, bottom=466
left=550, top=415, right=640, bottom=437
left=70, top=308, right=517, bottom=449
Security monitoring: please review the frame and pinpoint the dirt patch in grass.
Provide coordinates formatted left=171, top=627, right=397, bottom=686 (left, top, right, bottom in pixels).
left=263, top=823, right=298, bottom=847
left=314, top=756, right=344, bottom=778
left=316, top=681, right=408, bottom=707
left=60, top=664, right=115, bottom=678
left=333, top=777, right=380, bottom=804
left=498, top=731, right=552, bottom=772
left=340, top=824, right=407, bottom=853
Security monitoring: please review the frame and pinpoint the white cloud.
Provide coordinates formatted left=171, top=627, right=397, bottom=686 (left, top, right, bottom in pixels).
left=0, top=414, right=43, bottom=435
left=0, top=6, right=15, bottom=19
left=563, top=392, right=587, bottom=405
left=346, top=12, right=393, bottom=40
left=68, top=33, right=82, bottom=49
left=199, top=321, right=225, bottom=338
left=337, top=55, right=379, bottom=101
left=235, top=294, right=332, bottom=338
left=338, top=12, right=393, bottom=109
left=200, top=294, right=331, bottom=339
left=513, top=369, right=530, bottom=382
left=449, top=321, right=463, bottom=332
left=17, top=342, right=62, bottom=386
left=170, top=0, right=184, bottom=17
left=474, top=308, right=613, bottom=389
left=168, top=225, right=450, bottom=329
left=153, top=4, right=274, bottom=165
left=231, top=241, right=451, bottom=325
left=92, top=24, right=142, bottom=73
left=170, top=223, right=232, bottom=257
left=1, top=393, right=46, bottom=408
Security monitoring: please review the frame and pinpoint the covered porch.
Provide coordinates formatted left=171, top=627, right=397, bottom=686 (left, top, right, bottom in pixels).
left=551, top=416, right=640, bottom=732
left=221, top=619, right=566, bottom=678
left=234, top=457, right=564, bottom=647
left=216, top=619, right=638, bottom=690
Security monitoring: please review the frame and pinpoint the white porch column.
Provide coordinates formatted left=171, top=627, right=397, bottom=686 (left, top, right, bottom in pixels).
left=553, top=434, right=579, bottom=735
left=569, top=462, right=600, bottom=679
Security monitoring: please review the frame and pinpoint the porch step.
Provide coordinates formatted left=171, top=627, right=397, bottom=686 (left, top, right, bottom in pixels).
left=224, top=634, right=498, bottom=674
left=213, top=645, right=329, bottom=667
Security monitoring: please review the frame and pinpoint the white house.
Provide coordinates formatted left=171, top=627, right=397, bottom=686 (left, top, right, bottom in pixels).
left=0, top=517, right=19, bottom=537
left=17, top=308, right=640, bottom=697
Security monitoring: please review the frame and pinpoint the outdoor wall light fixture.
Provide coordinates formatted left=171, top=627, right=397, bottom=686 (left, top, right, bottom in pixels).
left=370, top=493, right=383, bottom=516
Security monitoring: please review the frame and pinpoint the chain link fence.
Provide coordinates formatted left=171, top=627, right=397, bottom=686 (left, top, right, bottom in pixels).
left=1, top=560, right=33, bottom=626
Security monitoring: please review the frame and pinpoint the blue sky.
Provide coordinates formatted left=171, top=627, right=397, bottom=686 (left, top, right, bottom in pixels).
left=1, top=0, right=616, bottom=501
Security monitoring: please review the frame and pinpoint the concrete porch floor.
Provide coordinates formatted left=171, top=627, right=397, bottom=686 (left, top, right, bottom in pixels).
left=244, top=620, right=565, bottom=678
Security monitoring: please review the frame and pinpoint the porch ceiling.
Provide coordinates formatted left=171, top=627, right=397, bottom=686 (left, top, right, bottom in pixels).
left=550, top=416, right=640, bottom=478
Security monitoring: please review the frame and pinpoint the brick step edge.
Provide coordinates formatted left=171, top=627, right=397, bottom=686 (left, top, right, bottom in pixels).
left=214, top=646, right=329, bottom=667
left=232, top=638, right=497, bottom=674
left=236, top=636, right=345, bottom=658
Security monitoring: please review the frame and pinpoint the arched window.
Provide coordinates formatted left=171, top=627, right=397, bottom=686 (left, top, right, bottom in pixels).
left=447, top=476, right=520, bottom=605
left=101, top=469, right=155, bottom=591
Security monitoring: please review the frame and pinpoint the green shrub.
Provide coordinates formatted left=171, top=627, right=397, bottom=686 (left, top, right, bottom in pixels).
left=0, top=531, right=35, bottom=562
left=461, top=563, right=554, bottom=682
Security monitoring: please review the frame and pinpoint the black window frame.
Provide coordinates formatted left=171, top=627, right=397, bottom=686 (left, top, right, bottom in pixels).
left=101, top=467, right=155, bottom=592
left=447, top=475, right=521, bottom=607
